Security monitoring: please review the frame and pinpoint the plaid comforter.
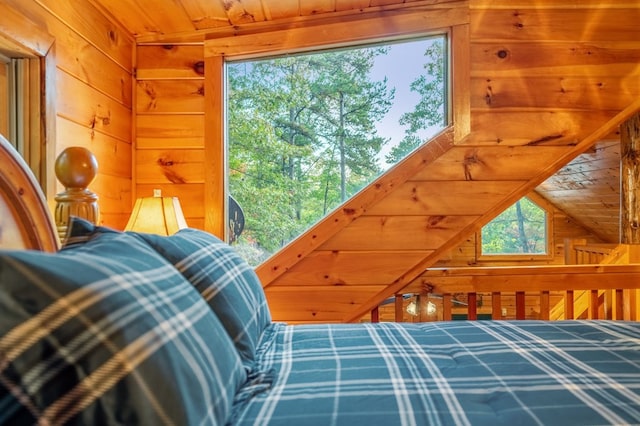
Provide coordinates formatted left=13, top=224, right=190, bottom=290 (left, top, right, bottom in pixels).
left=232, top=320, right=640, bottom=426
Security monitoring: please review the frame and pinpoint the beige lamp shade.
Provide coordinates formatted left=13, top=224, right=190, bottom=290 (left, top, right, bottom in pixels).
left=125, top=193, right=188, bottom=236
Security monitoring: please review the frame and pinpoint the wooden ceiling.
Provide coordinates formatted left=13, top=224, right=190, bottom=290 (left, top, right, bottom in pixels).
left=537, top=140, right=621, bottom=243
left=88, top=0, right=423, bottom=41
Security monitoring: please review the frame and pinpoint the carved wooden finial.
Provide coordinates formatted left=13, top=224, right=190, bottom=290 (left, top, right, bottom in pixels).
left=54, top=147, right=100, bottom=241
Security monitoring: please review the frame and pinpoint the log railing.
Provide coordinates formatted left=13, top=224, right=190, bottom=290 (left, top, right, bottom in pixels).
left=372, top=240, right=640, bottom=323
left=549, top=240, right=640, bottom=320
left=415, top=264, right=640, bottom=322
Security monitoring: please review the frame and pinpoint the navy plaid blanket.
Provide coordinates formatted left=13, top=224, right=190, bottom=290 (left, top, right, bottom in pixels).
left=233, top=320, right=640, bottom=426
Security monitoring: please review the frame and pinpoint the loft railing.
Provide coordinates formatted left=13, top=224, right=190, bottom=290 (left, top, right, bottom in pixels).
left=372, top=239, right=640, bottom=323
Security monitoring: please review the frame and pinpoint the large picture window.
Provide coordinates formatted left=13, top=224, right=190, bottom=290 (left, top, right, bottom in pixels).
left=226, top=36, right=447, bottom=264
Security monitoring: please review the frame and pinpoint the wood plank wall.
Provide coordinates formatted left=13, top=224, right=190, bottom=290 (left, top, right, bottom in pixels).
left=134, top=43, right=206, bottom=230
left=1, top=0, right=134, bottom=229
left=467, top=0, right=640, bottom=147
left=371, top=0, right=640, bottom=324
left=430, top=192, right=603, bottom=269
left=372, top=196, right=605, bottom=322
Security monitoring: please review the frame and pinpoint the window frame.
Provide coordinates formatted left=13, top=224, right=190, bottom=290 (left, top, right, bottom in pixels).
left=224, top=35, right=449, bottom=256
left=203, top=6, right=470, bottom=240
left=476, top=192, right=555, bottom=262
left=0, top=27, right=54, bottom=199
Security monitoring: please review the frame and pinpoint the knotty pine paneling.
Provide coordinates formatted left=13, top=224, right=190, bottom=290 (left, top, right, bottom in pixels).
left=121, top=1, right=640, bottom=325
left=365, top=180, right=524, bottom=216
left=471, top=77, right=640, bottom=111
left=135, top=149, right=205, bottom=184
left=135, top=114, right=205, bottom=149
left=269, top=250, right=434, bottom=287
left=55, top=119, right=131, bottom=180
left=470, top=42, right=640, bottom=78
left=320, top=215, right=479, bottom=251
left=467, top=110, right=619, bottom=146
left=136, top=45, right=205, bottom=79
left=470, top=7, right=640, bottom=43
left=413, top=146, right=570, bottom=181
left=539, top=141, right=621, bottom=241
left=91, top=174, right=132, bottom=220
left=267, top=285, right=387, bottom=323
left=36, top=0, right=132, bottom=69
left=265, top=0, right=303, bottom=18
left=135, top=43, right=206, bottom=225
left=89, top=0, right=196, bottom=38
left=136, top=48, right=206, bottom=225
left=383, top=189, right=607, bottom=323
left=136, top=80, right=205, bottom=113
left=2, top=0, right=134, bottom=230
left=56, top=70, right=132, bottom=143
left=42, top=10, right=132, bottom=106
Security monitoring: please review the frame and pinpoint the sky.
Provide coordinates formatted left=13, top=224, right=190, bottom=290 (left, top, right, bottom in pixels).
left=227, top=36, right=445, bottom=168
left=368, top=37, right=443, bottom=166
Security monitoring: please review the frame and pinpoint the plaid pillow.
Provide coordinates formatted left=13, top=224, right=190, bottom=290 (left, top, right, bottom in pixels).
left=131, top=228, right=272, bottom=371
left=0, top=218, right=246, bottom=425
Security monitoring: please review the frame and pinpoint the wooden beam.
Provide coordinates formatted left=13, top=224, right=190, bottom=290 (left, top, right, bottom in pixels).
left=620, top=112, right=640, bottom=243
left=423, top=264, right=640, bottom=293
left=204, top=55, right=226, bottom=239
left=394, top=294, right=404, bottom=322
left=205, top=6, right=468, bottom=60
left=565, top=290, right=574, bottom=320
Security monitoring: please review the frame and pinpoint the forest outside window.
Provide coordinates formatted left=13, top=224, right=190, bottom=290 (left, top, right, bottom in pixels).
left=225, top=36, right=448, bottom=264
left=478, top=195, right=553, bottom=260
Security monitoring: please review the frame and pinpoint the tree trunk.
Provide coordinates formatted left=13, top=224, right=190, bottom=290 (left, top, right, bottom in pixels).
left=515, top=200, right=530, bottom=253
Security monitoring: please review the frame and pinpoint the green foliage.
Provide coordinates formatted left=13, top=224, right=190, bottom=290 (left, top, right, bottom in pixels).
left=227, top=38, right=446, bottom=264
left=481, top=198, right=548, bottom=255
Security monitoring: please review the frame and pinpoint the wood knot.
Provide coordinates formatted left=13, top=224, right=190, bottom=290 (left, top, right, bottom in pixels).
left=485, top=85, right=493, bottom=106
left=193, top=61, right=205, bottom=75
left=427, top=215, right=446, bottom=227
left=423, top=282, right=435, bottom=293
left=496, top=50, right=509, bottom=59
left=463, top=149, right=483, bottom=180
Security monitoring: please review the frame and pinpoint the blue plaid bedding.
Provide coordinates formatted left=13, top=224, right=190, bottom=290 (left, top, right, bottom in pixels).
left=233, top=320, right=640, bottom=426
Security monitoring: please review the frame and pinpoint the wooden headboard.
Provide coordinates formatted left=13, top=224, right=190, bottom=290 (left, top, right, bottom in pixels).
left=0, top=134, right=59, bottom=252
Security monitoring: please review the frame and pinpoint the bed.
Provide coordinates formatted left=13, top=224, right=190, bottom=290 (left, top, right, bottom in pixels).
left=1, top=134, right=640, bottom=425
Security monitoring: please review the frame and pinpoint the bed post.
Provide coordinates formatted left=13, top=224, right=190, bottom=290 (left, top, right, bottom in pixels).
left=54, top=147, right=100, bottom=242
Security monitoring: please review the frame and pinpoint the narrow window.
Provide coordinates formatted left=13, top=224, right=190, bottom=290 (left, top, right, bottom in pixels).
left=1, top=52, right=43, bottom=182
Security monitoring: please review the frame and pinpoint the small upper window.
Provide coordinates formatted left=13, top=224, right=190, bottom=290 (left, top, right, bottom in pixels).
left=479, top=196, right=551, bottom=259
